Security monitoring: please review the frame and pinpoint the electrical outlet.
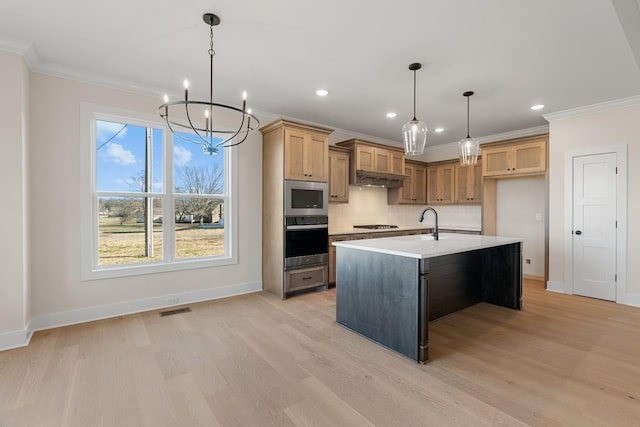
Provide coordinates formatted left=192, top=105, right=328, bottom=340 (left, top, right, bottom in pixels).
left=525, top=258, right=531, bottom=264
left=535, top=213, right=542, bottom=221
left=167, top=297, right=179, bottom=305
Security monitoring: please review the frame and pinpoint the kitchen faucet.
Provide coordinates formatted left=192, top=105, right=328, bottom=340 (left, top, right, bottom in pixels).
left=419, top=207, right=439, bottom=240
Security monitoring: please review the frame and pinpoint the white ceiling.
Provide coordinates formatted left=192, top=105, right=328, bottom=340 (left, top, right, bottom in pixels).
left=1, top=0, right=639, bottom=147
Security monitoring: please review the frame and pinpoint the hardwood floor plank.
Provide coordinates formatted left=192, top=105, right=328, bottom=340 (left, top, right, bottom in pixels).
left=2, top=280, right=640, bottom=426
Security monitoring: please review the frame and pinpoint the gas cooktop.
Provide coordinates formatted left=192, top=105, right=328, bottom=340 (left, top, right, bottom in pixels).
left=353, top=224, right=399, bottom=230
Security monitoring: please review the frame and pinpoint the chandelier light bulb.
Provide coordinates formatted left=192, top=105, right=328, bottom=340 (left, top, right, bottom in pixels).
left=163, top=94, right=169, bottom=103
left=183, top=80, right=189, bottom=89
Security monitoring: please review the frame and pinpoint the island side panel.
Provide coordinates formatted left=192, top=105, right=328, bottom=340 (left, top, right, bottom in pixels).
left=335, top=247, right=421, bottom=361
left=426, top=251, right=483, bottom=321
left=480, top=242, right=522, bottom=309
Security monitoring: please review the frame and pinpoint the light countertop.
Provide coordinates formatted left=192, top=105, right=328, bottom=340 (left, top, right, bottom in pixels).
left=332, top=233, right=522, bottom=259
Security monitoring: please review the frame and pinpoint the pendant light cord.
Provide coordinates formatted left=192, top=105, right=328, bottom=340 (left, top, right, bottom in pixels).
left=412, top=69, right=417, bottom=121
left=466, top=95, right=470, bottom=138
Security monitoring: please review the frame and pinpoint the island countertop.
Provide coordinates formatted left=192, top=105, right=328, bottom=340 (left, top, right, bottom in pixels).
left=332, top=232, right=522, bottom=259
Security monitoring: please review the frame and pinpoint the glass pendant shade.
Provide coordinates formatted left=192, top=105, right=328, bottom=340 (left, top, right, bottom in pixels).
left=458, top=90, right=479, bottom=165
left=402, top=63, right=427, bottom=155
left=402, top=119, right=428, bottom=155
left=458, top=136, right=480, bottom=165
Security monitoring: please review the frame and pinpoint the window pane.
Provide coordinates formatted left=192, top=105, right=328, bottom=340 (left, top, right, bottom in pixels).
left=175, top=199, right=225, bottom=259
left=174, top=132, right=225, bottom=195
left=98, top=197, right=163, bottom=265
left=96, top=120, right=163, bottom=193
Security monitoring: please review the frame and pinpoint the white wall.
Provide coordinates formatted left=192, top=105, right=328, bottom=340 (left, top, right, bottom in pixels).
left=25, top=72, right=262, bottom=332
left=0, top=51, right=30, bottom=349
left=496, top=177, right=546, bottom=277
left=547, top=99, right=640, bottom=303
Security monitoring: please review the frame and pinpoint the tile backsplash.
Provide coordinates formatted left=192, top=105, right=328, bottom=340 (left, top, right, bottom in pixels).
left=329, top=186, right=481, bottom=231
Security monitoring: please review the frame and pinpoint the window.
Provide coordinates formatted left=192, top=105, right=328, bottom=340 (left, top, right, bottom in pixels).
left=81, top=104, right=237, bottom=280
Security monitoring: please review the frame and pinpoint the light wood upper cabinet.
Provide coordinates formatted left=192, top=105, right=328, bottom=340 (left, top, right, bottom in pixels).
left=337, top=139, right=405, bottom=186
left=455, top=161, right=482, bottom=204
left=388, top=160, right=427, bottom=204
left=352, top=144, right=404, bottom=175
left=427, top=163, right=455, bottom=204
left=482, top=137, right=547, bottom=177
left=284, top=127, right=329, bottom=182
left=328, top=147, right=350, bottom=202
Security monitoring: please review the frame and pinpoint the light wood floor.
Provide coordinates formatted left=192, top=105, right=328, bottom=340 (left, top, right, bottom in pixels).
left=1, top=280, right=639, bottom=426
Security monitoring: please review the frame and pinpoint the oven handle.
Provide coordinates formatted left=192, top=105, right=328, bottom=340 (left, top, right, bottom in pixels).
left=285, top=224, right=328, bottom=230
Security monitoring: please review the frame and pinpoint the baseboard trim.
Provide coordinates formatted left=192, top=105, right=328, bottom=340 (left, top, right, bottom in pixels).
left=546, top=280, right=569, bottom=294
left=0, top=327, right=33, bottom=351
left=523, top=275, right=545, bottom=283
left=618, top=292, right=640, bottom=308
left=29, top=281, right=262, bottom=334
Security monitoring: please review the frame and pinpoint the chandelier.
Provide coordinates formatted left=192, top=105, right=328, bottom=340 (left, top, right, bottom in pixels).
left=458, top=91, right=480, bottom=165
left=159, top=13, right=259, bottom=155
left=402, top=63, right=428, bottom=155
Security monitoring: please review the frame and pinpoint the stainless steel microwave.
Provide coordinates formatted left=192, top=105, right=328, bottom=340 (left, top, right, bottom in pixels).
left=284, top=180, right=328, bottom=217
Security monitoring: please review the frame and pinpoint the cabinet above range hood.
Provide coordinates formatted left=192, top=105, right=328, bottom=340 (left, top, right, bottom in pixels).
left=335, top=138, right=409, bottom=188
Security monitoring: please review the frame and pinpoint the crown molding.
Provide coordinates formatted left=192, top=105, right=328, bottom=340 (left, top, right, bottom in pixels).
left=543, top=95, right=640, bottom=122
left=1, top=35, right=550, bottom=149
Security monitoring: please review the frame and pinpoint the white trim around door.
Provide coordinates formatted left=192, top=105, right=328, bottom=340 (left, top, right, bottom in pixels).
left=564, top=145, right=628, bottom=304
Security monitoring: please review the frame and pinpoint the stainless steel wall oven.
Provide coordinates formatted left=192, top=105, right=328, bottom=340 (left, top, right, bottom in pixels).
left=284, top=216, right=329, bottom=270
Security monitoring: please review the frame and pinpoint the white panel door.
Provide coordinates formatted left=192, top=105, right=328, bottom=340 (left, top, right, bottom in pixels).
left=572, top=153, right=617, bottom=301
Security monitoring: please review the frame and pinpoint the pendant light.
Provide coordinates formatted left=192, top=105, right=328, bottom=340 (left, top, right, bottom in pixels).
left=402, top=63, right=428, bottom=155
left=458, top=91, right=480, bottom=165
left=159, top=13, right=259, bottom=155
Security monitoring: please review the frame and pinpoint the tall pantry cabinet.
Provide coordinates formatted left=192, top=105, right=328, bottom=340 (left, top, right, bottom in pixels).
left=260, top=119, right=333, bottom=298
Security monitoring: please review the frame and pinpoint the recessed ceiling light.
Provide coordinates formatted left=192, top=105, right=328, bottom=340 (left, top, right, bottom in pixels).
left=435, top=127, right=444, bottom=133
left=316, top=89, right=329, bottom=96
left=386, top=112, right=397, bottom=118
left=531, top=104, right=544, bottom=111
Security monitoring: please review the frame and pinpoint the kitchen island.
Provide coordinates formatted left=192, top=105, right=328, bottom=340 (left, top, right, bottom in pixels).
left=333, top=233, right=522, bottom=363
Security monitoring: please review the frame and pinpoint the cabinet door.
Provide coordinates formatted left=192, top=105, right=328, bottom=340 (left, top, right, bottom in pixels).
left=512, top=140, right=546, bottom=175
left=390, top=151, right=405, bottom=175
left=455, top=164, right=472, bottom=202
left=413, top=164, right=427, bottom=204
left=427, top=167, right=440, bottom=204
left=373, top=148, right=391, bottom=173
left=471, top=162, right=483, bottom=202
left=355, top=145, right=375, bottom=171
left=439, top=164, right=455, bottom=204
left=482, top=146, right=511, bottom=177
left=399, top=164, right=415, bottom=203
left=427, top=164, right=455, bottom=204
left=329, top=149, right=349, bottom=202
left=306, top=133, right=329, bottom=181
left=284, top=128, right=307, bottom=181
left=455, top=163, right=482, bottom=204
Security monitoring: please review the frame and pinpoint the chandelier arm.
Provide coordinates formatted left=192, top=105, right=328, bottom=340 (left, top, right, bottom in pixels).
left=215, top=117, right=245, bottom=148
left=183, top=101, right=213, bottom=147
left=216, top=111, right=260, bottom=148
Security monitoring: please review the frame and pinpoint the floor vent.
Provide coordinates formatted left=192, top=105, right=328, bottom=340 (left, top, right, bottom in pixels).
left=160, top=307, right=192, bottom=317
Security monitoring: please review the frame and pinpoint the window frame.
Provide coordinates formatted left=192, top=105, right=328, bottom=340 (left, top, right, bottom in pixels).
left=80, top=103, right=238, bottom=281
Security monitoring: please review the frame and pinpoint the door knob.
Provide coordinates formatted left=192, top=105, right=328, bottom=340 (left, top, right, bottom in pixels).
left=575, top=230, right=582, bottom=235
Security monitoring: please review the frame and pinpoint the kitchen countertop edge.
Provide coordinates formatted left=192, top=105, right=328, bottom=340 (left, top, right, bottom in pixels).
left=332, top=233, right=522, bottom=259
